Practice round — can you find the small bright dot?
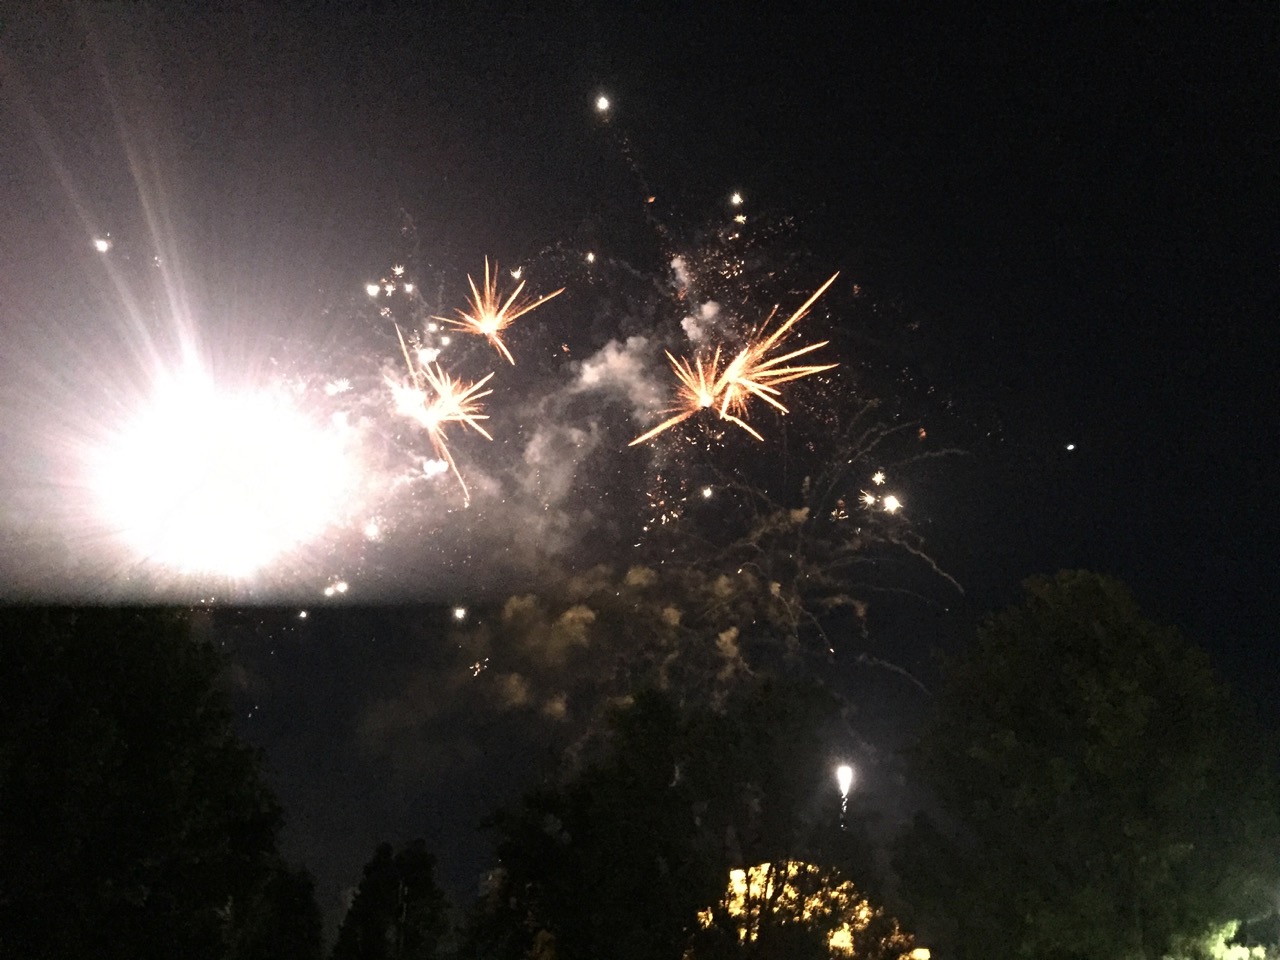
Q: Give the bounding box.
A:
[595,94,610,112]
[323,585,335,597]
[860,491,877,507]
[298,610,308,619]
[426,322,438,332]
[440,336,451,346]
[733,214,747,224]
[510,267,523,280]
[453,606,467,621]
[335,580,348,594]
[1066,443,1075,451]
[363,520,380,539]
[730,192,743,206]
[585,251,596,264]
[882,495,902,514]
[383,282,395,295]
[701,486,713,499]
[93,237,111,253]
[403,282,415,293]
[871,471,886,485]
[365,283,380,297]
[392,264,405,276]
[423,459,449,477]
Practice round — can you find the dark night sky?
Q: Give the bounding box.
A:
[2,0,1276,936]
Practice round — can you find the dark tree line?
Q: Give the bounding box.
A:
[5,572,1278,960]
[0,607,322,960]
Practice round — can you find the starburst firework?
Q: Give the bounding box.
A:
[436,258,564,364]
[390,325,494,505]
[630,273,840,445]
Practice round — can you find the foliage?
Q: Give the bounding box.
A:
[463,680,895,960]
[897,571,1280,960]
[331,840,450,960]
[0,606,321,960]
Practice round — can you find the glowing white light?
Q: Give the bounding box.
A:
[510,267,523,280]
[733,214,747,224]
[836,764,854,797]
[417,347,441,365]
[730,192,744,206]
[383,282,395,295]
[93,236,112,253]
[882,495,902,514]
[298,610,308,619]
[860,491,877,508]
[363,520,380,540]
[453,606,467,621]
[595,94,610,112]
[701,486,713,499]
[440,335,451,346]
[423,458,449,477]
[89,371,353,578]
[365,283,380,297]
[585,251,596,264]
[1066,443,1075,451]
[392,264,405,276]
[324,378,351,396]
[871,471,886,485]
[403,282,415,293]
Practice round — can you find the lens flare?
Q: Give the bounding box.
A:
[89,370,353,578]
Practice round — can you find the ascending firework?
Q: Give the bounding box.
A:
[630,273,840,445]
[390,325,494,505]
[436,258,564,364]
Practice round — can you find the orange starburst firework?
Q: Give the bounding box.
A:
[630,273,840,446]
[436,258,564,364]
[390,325,494,504]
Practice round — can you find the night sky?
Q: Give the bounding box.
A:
[2,1,1276,937]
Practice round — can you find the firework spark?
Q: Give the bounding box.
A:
[390,325,494,505]
[630,273,840,445]
[436,258,563,365]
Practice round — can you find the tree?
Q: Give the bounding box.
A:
[332,840,450,960]
[898,571,1280,960]
[0,607,322,960]
[464,680,897,960]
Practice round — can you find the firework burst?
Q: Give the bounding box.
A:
[436,258,564,364]
[630,273,840,445]
[390,325,494,505]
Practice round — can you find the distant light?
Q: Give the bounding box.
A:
[440,335,451,346]
[585,251,596,264]
[871,471,886,485]
[510,267,523,280]
[365,283,380,297]
[363,520,380,540]
[423,458,449,477]
[882,495,902,514]
[1066,443,1075,451]
[836,764,854,797]
[93,237,112,253]
[403,282,415,294]
[383,282,395,295]
[298,610,308,619]
[392,264,405,276]
[452,606,468,621]
[730,192,744,206]
[909,950,931,960]
[701,486,713,499]
[595,94,610,112]
[733,214,747,224]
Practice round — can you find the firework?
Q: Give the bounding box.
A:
[630,273,840,445]
[390,325,494,505]
[435,258,563,365]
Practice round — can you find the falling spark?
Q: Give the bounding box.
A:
[365,283,380,297]
[453,606,468,621]
[93,236,112,253]
[701,486,713,499]
[403,282,415,294]
[595,94,610,112]
[392,264,405,276]
[435,258,563,365]
[882,495,902,514]
[630,273,840,445]
[390,325,494,504]
[860,491,877,508]
[730,192,744,206]
[585,251,596,264]
[871,471,885,485]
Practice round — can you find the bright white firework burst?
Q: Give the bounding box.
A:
[88,369,355,579]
